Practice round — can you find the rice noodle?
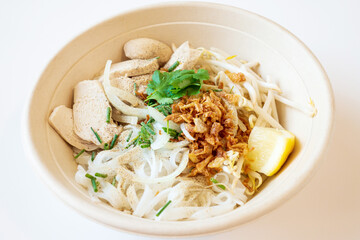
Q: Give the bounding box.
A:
[133,150,189,184]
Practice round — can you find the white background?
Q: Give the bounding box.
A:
[1,0,359,239]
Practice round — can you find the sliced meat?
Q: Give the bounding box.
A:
[111,74,152,95]
[124,38,172,66]
[114,146,142,164]
[73,80,121,147]
[164,41,202,70]
[110,76,134,94]
[110,58,159,78]
[49,105,98,151]
[131,74,152,94]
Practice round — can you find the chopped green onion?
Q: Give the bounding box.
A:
[109,134,119,149]
[156,200,172,217]
[147,117,155,124]
[230,86,234,94]
[210,177,226,190]
[112,177,117,186]
[155,56,160,59]
[85,173,96,180]
[167,61,179,72]
[125,135,139,149]
[95,173,108,178]
[154,104,172,116]
[166,120,169,134]
[126,131,133,142]
[141,144,151,148]
[106,107,111,123]
[213,89,223,92]
[90,127,102,144]
[74,149,85,159]
[141,122,155,135]
[162,127,181,139]
[91,151,96,161]
[91,178,98,192]
[134,83,137,95]
[104,143,109,150]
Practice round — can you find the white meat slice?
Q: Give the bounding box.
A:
[111,74,152,95]
[131,74,152,94]
[164,41,202,70]
[110,58,159,78]
[73,80,121,147]
[124,38,172,65]
[49,105,98,151]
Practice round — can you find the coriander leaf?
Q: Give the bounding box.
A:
[146,69,209,104]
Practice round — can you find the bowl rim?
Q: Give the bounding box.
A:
[22,1,334,237]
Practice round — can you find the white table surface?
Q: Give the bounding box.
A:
[1,0,359,239]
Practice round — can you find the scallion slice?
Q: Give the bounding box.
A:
[74,149,85,159]
[109,134,119,149]
[210,177,226,190]
[167,61,179,72]
[91,151,96,161]
[126,131,133,142]
[104,143,109,150]
[95,173,108,178]
[90,127,102,144]
[156,200,171,217]
[91,178,98,192]
[230,86,234,94]
[106,107,111,123]
[134,83,137,95]
[141,122,155,135]
[112,177,117,186]
[85,173,96,180]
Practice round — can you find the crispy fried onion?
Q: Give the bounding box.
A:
[165,91,251,177]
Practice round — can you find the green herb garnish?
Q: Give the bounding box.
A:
[109,134,119,149]
[154,104,172,116]
[230,86,234,94]
[74,149,85,159]
[210,177,226,190]
[162,127,182,139]
[106,107,111,123]
[126,131,133,142]
[91,178,98,192]
[85,173,96,180]
[95,173,108,178]
[156,200,172,217]
[141,122,155,135]
[134,82,137,95]
[91,151,96,161]
[213,89,223,92]
[112,177,117,186]
[167,61,179,72]
[104,143,109,150]
[125,135,139,149]
[90,127,102,144]
[146,69,209,104]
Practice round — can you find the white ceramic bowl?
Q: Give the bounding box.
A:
[22,2,334,237]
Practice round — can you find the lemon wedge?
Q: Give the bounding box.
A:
[246,126,295,176]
